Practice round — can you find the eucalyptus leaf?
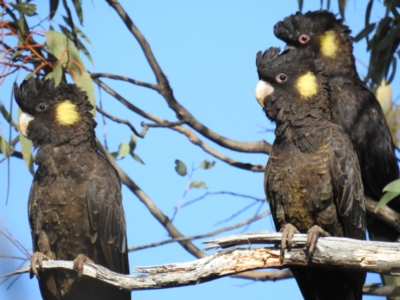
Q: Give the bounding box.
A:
[118,142,130,159]
[45,30,96,114]
[131,152,145,165]
[0,105,17,130]
[49,0,60,20]
[175,159,187,176]
[383,179,400,193]
[189,180,207,189]
[129,134,137,152]
[9,3,37,16]
[0,136,10,158]
[376,191,399,211]
[72,0,83,25]
[200,160,215,170]
[53,61,63,86]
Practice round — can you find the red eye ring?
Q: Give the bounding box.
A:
[298,34,310,44]
[276,73,287,83]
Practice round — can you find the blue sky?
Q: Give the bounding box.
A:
[0,1,397,299]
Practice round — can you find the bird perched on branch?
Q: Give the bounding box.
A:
[274,10,400,244]
[255,47,366,300]
[14,78,131,300]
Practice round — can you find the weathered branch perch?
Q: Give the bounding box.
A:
[1,232,400,292]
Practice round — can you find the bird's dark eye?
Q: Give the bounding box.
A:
[36,103,48,112]
[276,73,287,83]
[298,34,310,44]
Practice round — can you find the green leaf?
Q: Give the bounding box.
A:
[9,3,37,16]
[53,60,63,86]
[383,179,400,193]
[50,0,60,20]
[76,40,94,67]
[200,160,215,169]
[338,0,346,19]
[189,180,207,189]
[129,134,137,152]
[376,191,399,211]
[18,108,33,174]
[72,0,83,25]
[175,159,187,176]
[59,24,74,40]
[75,25,92,46]
[9,49,21,61]
[24,72,34,80]
[365,0,373,28]
[0,136,10,158]
[387,56,397,84]
[131,152,145,164]
[45,30,95,113]
[0,105,17,130]
[45,30,86,78]
[354,23,376,42]
[117,142,130,159]
[297,0,303,11]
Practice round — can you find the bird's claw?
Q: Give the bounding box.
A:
[73,254,93,278]
[30,252,49,279]
[279,223,299,263]
[305,225,330,257]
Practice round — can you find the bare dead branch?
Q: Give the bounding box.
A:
[96,106,145,137]
[94,79,264,171]
[365,196,400,232]
[2,232,400,296]
[105,0,271,155]
[128,210,270,252]
[90,73,158,90]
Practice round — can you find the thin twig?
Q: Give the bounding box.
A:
[128,210,270,252]
[182,191,265,208]
[96,106,144,137]
[90,72,158,91]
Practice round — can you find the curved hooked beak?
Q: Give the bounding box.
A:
[255,80,274,107]
[18,112,35,138]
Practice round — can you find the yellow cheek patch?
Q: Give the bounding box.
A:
[56,101,79,125]
[319,30,338,58]
[296,72,318,99]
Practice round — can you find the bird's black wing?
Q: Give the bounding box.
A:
[86,153,129,275]
[329,125,366,240]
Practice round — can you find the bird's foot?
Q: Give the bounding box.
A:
[73,254,93,278]
[30,252,49,279]
[305,225,330,257]
[279,223,299,263]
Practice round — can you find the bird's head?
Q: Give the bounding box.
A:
[255,47,330,125]
[274,11,344,60]
[14,78,95,147]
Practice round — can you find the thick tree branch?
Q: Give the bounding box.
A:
[2,233,400,296]
[105,0,271,155]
